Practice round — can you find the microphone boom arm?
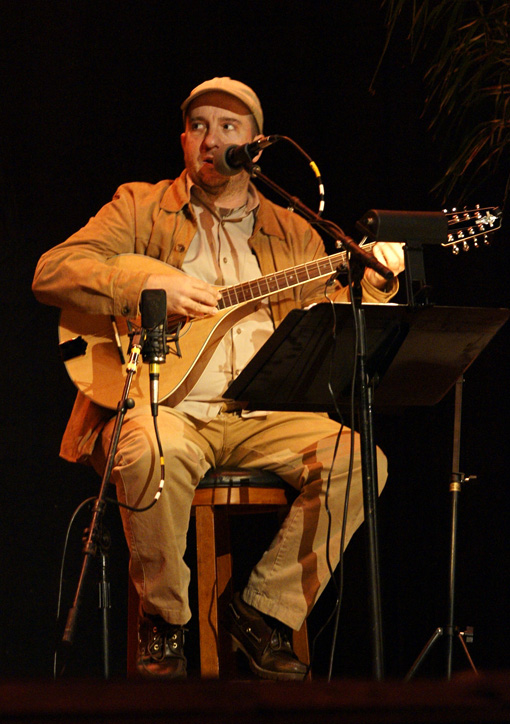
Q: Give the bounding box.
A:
[248,163,393,282]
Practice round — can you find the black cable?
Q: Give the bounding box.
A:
[326,261,361,682]
[275,135,325,216]
[53,496,97,678]
[105,412,166,513]
[307,259,362,679]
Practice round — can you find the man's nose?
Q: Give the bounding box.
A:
[202,128,219,149]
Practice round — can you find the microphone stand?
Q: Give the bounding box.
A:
[58,332,144,678]
[248,162,392,679]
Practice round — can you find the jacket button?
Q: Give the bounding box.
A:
[175,244,185,253]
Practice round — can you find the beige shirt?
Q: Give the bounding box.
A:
[173,182,275,420]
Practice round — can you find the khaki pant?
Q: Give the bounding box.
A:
[91,406,387,630]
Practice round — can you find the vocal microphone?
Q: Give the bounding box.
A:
[213,135,281,176]
[140,289,168,416]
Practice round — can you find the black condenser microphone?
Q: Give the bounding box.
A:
[140,289,167,416]
[213,135,281,176]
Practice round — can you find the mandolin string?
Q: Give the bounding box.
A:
[216,247,357,310]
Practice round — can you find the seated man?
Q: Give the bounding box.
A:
[33,77,404,680]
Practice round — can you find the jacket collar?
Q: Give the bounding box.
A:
[160,169,287,240]
[160,169,191,212]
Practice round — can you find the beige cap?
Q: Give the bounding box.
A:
[181,77,263,133]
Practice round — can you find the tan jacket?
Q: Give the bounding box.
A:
[33,170,397,463]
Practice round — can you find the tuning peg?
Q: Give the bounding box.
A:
[462,241,470,251]
[452,244,460,255]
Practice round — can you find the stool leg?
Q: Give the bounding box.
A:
[195,505,236,678]
[293,623,311,676]
[213,507,236,677]
[195,505,221,677]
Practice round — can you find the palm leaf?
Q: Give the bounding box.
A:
[377,0,510,205]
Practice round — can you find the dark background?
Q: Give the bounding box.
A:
[2,0,509,681]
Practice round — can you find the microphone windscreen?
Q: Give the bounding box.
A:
[213,146,242,177]
[141,289,167,329]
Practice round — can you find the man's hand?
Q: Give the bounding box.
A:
[144,272,222,317]
[364,242,406,290]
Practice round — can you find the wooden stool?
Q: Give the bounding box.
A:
[127,468,310,678]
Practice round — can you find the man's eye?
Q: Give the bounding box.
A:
[222,123,235,131]
[191,122,205,131]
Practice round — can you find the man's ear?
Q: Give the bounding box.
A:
[180,132,186,151]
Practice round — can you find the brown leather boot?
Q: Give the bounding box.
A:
[137,612,187,679]
[225,592,308,681]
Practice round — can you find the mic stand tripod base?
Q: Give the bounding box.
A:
[405,627,444,681]
[405,626,477,682]
[405,469,478,681]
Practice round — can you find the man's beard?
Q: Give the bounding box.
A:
[194,163,247,199]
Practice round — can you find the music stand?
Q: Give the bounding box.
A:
[226,304,509,412]
[225,302,509,675]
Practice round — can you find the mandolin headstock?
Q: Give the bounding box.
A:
[443,205,502,254]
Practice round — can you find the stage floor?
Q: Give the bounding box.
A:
[1,672,510,723]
